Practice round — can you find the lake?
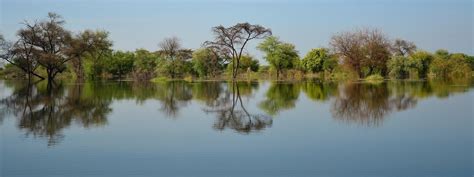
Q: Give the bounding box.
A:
[0,79,473,177]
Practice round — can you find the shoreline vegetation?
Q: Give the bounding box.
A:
[0,12,473,84]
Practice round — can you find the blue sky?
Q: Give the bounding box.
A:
[1,0,472,62]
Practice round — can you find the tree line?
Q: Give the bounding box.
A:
[1,12,473,83]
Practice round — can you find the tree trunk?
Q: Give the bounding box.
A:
[72,58,84,80]
[276,69,280,80]
[46,69,54,84]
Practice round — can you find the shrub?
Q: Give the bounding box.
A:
[365,74,384,81]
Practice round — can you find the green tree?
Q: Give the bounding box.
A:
[257,36,299,79]
[104,51,135,79]
[322,57,338,72]
[133,49,159,80]
[387,56,410,79]
[467,55,474,70]
[429,50,471,78]
[157,37,193,78]
[67,30,112,80]
[409,51,433,78]
[388,51,433,79]
[435,49,449,59]
[192,48,223,78]
[301,48,333,73]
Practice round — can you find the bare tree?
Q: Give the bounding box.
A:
[0,34,9,61]
[330,30,365,77]
[391,39,417,56]
[159,36,181,59]
[204,23,272,80]
[330,28,391,77]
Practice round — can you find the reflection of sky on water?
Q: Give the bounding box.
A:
[0,80,472,177]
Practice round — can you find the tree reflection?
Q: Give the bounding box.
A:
[301,80,338,101]
[1,78,472,145]
[156,81,192,118]
[329,79,473,127]
[203,82,272,134]
[259,82,300,115]
[0,81,111,146]
[331,83,393,127]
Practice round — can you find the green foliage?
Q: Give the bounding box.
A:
[151,76,169,82]
[226,55,259,73]
[365,74,384,82]
[435,49,449,59]
[467,55,474,70]
[387,56,410,79]
[322,57,338,72]
[301,48,333,73]
[257,36,299,78]
[104,51,135,79]
[192,48,223,78]
[429,51,471,78]
[156,49,193,79]
[409,51,433,78]
[387,51,433,79]
[157,59,188,79]
[133,49,160,80]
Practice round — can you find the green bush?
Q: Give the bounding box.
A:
[365,74,384,81]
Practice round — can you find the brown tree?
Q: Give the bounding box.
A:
[204,23,272,80]
[19,13,72,83]
[330,28,391,77]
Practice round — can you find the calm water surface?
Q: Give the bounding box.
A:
[0,80,473,177]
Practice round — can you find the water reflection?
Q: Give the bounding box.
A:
[0,81,111,146]
[331,80,472,127]
[0,79,472,145]
[203,82,273,134]
[331,82,402,127]
[259,82,300,115]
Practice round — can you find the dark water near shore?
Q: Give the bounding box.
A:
[0,79,473,177]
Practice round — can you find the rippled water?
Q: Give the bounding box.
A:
[0,79,473,177]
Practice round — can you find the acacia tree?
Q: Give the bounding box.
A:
[19,13,72,83]
[204,23,271,80]
[66,30,112,80]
